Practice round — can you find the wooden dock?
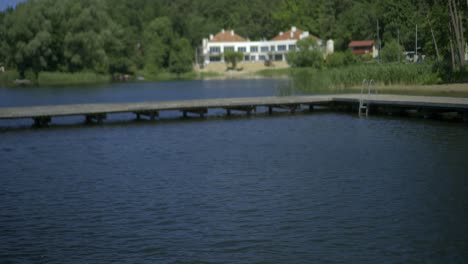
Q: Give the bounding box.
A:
[1,94,467,126]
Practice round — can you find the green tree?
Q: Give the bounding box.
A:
[381,39,403,63]
[334,1,377,50]
[287,38,323,68]
[169,38,193,74]
[272,0,321,36]
[378,0,415,50]
[0,11,10,67]
[63,1,123,73]
[2,1,55,78]
[0,0,463,80]
[224,50,243,70]
[143,17,173,73]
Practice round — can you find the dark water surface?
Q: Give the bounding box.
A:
[1,80,467,263]
[0,79,292,107]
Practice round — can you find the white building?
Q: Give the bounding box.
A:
[465,42,468,62]
[201,26,330,65]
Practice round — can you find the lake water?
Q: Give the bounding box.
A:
[1,80,467,263]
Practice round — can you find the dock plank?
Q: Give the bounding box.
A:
[0,94,467,122]
[0,96,332,119]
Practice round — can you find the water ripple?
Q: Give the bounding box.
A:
[1,113,467,263]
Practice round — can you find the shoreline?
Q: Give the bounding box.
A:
[2,69,467,97]
[344,84,468,97]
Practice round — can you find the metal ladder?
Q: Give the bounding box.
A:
[359,79,377,116]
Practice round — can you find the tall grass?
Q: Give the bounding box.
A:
[135,69,198,82]
[256,67,291,77]
[289,63,440,92]
[37,72,111,86]
[0,71,20,86]
[197,71,223,79]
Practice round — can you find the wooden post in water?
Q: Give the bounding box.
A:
[135,111,159,120]
[461,112,468,123]
[289,104,298,113]
[33,116,51,127]
[182,108,207,118]
[85,113,107,124]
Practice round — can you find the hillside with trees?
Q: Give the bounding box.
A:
[0,0,466,82]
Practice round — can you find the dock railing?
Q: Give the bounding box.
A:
[359,79,378,116]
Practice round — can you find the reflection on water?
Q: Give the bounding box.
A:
[0,79,291,107]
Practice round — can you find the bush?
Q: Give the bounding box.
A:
[326,51,360,68]
[287,38,324,69]
[380,39,404,63]
[326,52,345,67]
[344,50,361,65]
[432,59,452,82]
[224,51,243,70]
[0,70,19,86]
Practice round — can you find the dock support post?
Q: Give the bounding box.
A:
[309,105,314,112]
[181,108,207,118]
[224,106,254,116]
[268,106,273,115]
[420,110,436,119]
[461,112,468,123]
[85,113,107,124]
[33,116,51,127]
[289,105,298,114]
[134,111,159,120]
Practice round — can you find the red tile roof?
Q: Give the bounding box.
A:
[271,28,320,41]
[272,29,304,41]
[348,40,374,47]
[209,30,247,42]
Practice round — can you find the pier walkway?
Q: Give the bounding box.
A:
[1,94,467,126]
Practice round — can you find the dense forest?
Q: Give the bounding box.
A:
[0,0,466,79]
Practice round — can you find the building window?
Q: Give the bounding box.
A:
[238,47,247,53]
[224,46,235,52]
[278,45,286,51]
[250,46,258,53]
[250,55,256,61]
[244,55,250,61]
[210,56,221,62]
[274,54,283,61]
[270,45,276,52]
[210,47,221,54]
[261,46,269,52]
[288,44,296,51]
[259,55,266,61]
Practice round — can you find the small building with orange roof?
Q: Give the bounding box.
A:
[348,40,378,58]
